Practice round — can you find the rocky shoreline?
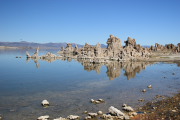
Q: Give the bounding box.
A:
[133,92,180,120]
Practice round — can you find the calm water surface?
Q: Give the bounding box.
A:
[0,50,180,120]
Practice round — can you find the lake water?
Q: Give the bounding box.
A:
[0,50,180,120]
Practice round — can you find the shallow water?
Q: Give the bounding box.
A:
[0,50,180,120]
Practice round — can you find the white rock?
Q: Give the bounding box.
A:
[88,113,98,117]
[90,99,95,103]
[102,114,112,119]
[54,117,67,120]
[97,111,103,115]
[67,115,80,120]
[123,106,134,112]
[142,89,146,92]
[172,110,177,112]
[84,116,91,120]
[41,100,49,106]
[148,85,152,88]
[95,100,100,104]
[122,104,127,107]
[98,99,104,102]
[83,111,88,114]
[37,115,49,120]
[108,106,125,116]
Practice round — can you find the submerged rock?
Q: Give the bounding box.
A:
[142,89,147,92]
[37,115,49,120]
[147,85,152,88]
[41,100,50,106]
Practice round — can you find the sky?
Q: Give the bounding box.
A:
[0,0,180,46]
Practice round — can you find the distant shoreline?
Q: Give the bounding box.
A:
[0,46,20,49]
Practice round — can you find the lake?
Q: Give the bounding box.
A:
[0,50,180,120]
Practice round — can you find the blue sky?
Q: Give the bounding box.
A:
[0,0,180,45]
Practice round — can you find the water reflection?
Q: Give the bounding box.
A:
[27,57,154,80]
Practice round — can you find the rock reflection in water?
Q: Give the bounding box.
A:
[27,57,153,80]
[78,60,153,80]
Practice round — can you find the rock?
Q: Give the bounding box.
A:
[88,113,98,117]
[67,115,80,120]
[142,89,146,92]
[54,117,67,120]
[84,116,91,120]
[172,110,177,112]
[95,100,100,104]
[128,112,137,117]
[41,100,49,106]
[83,111,88,114]
[108,106,125,116]
[123,105,134,112]
[147,85,152,88]
[97,111,103,115]
[90,99,104,104]
[124,115,130,120]
[98,99,104,102]
[122,104,127,107]
[102,114,112,119]
[90,99,95,103]
[138,99,145,102]
[37,115,49,120]
[0,116,2,120]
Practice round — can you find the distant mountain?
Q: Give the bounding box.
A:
[0,41,150,49]
[0,41,83,49]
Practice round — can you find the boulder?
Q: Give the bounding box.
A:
[108,106,125,116]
